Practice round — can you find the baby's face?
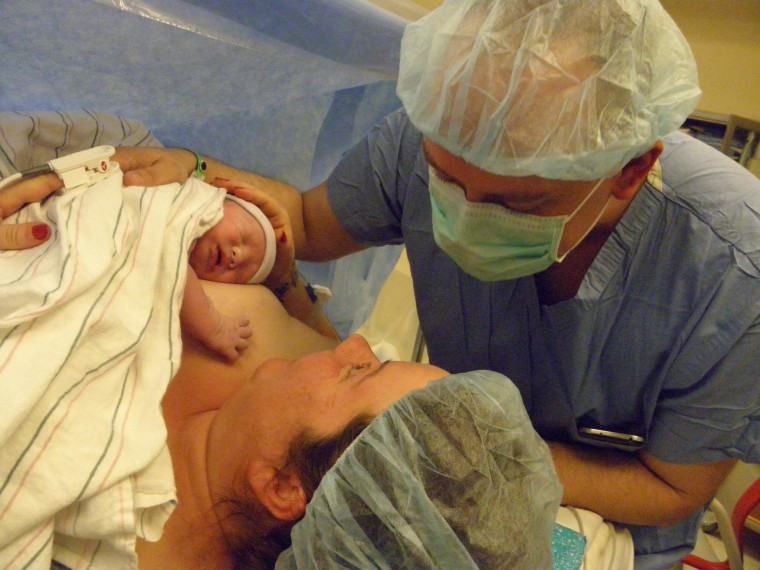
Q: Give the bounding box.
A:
[189,201,267,283]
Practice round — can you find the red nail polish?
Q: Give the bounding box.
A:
[32,224,50,240]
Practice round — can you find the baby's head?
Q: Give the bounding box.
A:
[189,195,276,285]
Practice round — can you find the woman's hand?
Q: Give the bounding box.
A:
[0,173,61,250]
[210,177,296,291]
[0,146,196,250]
[113,147,197,187]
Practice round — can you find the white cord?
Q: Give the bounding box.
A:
[566,506,588,570]
[0,172,22,192]
[0,163,55,193]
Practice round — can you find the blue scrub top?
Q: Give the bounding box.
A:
[327,109,760,569]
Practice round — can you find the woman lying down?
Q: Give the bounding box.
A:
[0,162,632,570]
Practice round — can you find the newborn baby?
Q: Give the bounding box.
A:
[0,148,279,361]
[183,192,277,359]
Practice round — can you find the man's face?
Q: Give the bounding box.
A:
[423,138,612,257]
[190,200,267,284]
[227,335,448,464]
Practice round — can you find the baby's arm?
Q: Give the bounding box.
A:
[181,266,253,359]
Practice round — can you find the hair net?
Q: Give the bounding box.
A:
[397,0,701,180]
[276,370,562,569]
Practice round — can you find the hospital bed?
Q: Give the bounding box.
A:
[0,115,631,570]
[0,2,632,568]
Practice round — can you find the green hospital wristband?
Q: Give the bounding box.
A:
[182,148,207,180]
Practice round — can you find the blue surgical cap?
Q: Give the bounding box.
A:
[276,371,562,569]
[397,0,702,180]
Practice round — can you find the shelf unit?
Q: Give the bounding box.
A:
[721,115,760,168]
[681,111,760,170]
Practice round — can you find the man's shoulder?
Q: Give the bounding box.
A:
[658,131,760,269]
[375,107,424,149]
[660,131,760,197]
[382,106,414,131]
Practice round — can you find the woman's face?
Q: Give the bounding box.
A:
[229,335,448,463]
[189,201,266,284]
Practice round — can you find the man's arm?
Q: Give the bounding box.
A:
[113,147,364,262]
[548,441,736,526]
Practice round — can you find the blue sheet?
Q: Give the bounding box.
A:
[0,0,408,336]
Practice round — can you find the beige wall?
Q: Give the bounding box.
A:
[661,0,760,120]
[405,0,441,9]
[380,0,760,121]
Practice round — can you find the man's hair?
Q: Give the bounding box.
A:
[217,412,376,570]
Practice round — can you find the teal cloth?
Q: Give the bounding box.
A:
[552,524,587,570]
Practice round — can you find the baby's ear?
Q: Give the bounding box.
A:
[611,140,664,199]
[247,461,307,521]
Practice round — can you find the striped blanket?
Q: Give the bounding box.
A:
[0,112,224,569]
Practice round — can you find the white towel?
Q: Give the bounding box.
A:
[556,506,634,570]
[0,171,224,569]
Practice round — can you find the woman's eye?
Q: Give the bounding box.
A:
[338,362,374,383]
[340,363,370,381]
[350,363,371,375]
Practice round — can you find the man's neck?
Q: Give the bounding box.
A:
[534,188,638,305]
[534,233,607,305]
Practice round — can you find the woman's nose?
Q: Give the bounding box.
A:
[335,334,379,364]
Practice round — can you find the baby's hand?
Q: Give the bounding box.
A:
[206,313,253,360]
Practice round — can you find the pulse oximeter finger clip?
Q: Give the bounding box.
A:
[0,145,119,193]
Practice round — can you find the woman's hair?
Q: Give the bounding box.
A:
[218,412,376,570]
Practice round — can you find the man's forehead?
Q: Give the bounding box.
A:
[422,137,587,197]
[422,137,487,181]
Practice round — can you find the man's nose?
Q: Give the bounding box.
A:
[462,184,490,204]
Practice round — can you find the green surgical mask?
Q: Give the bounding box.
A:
[428,166,607,281]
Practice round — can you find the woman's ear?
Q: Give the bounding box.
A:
[247,461,307,521]
[611,141,664,200]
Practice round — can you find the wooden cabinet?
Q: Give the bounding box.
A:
[721,115,760,168]
[681,112,760,177]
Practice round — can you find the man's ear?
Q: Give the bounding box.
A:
[247,461,307,522]
[611,141,664,200]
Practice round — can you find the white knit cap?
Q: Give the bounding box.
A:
[224,194,276,284]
